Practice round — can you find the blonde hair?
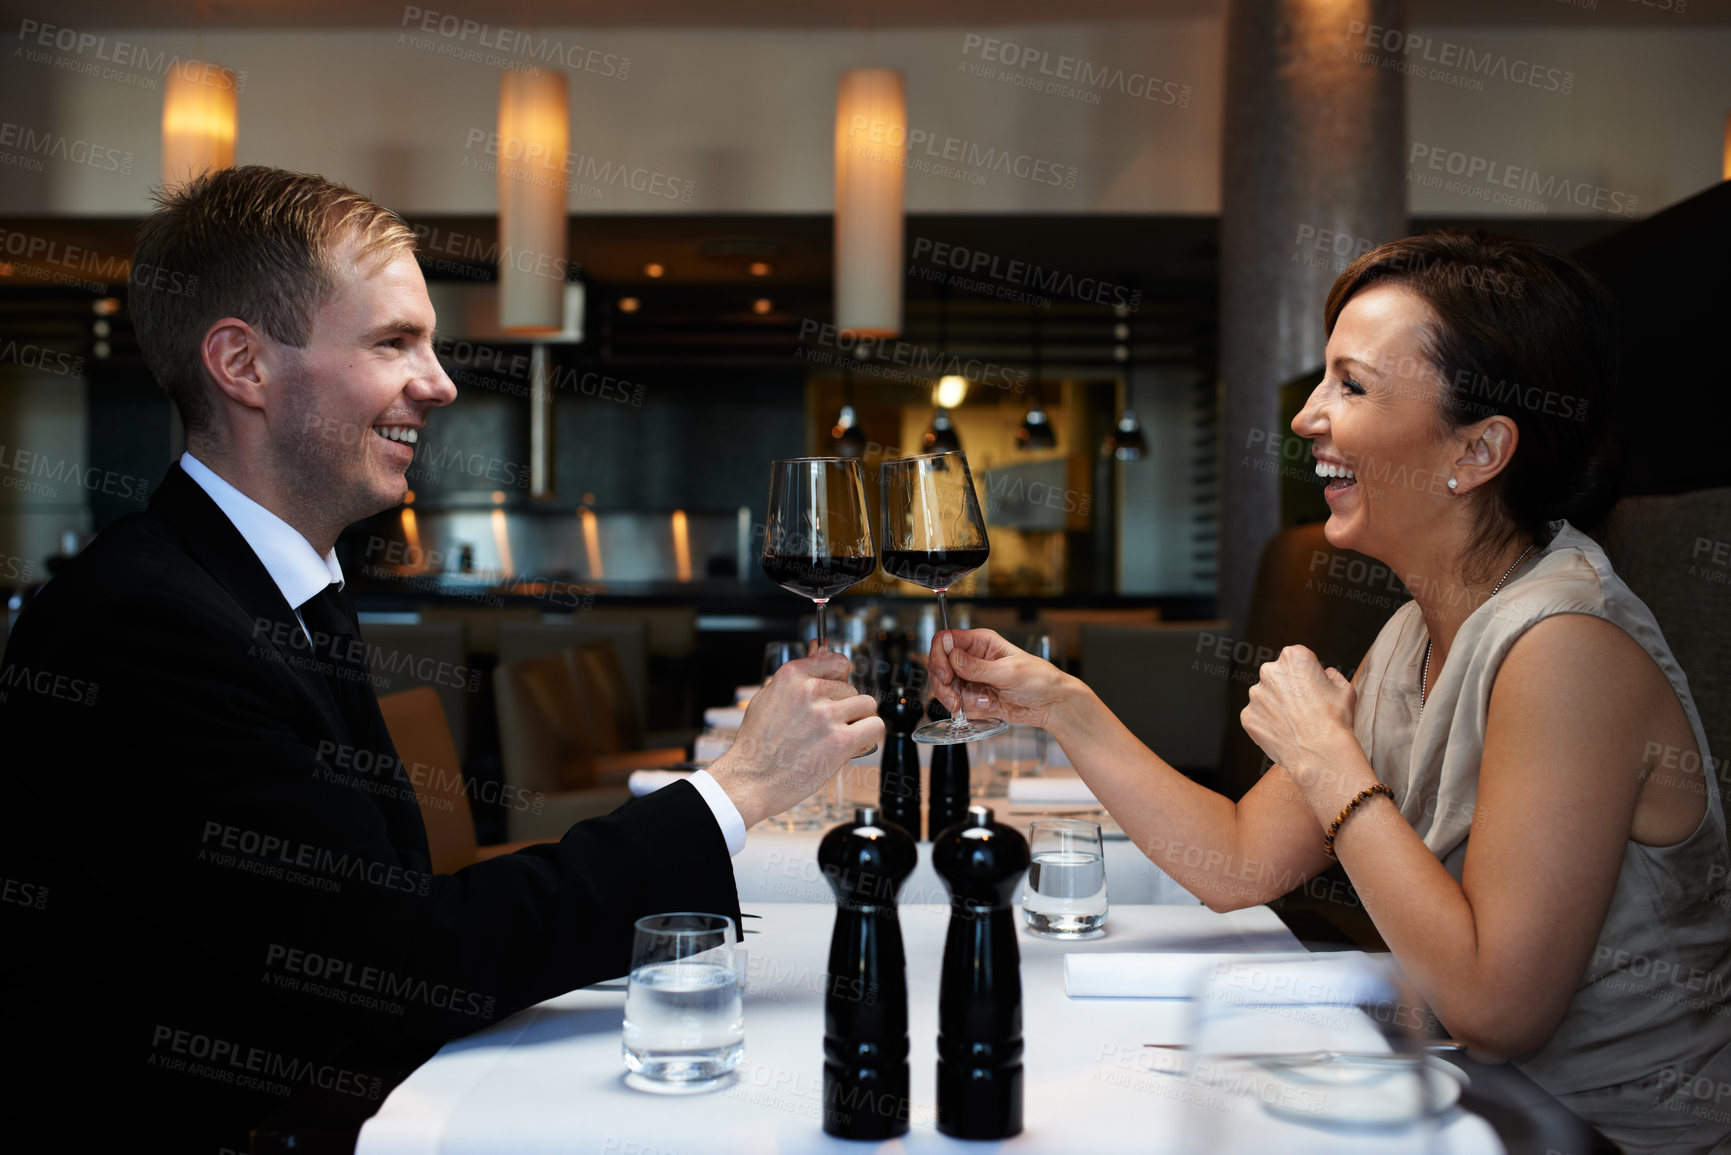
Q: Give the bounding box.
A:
[131,165,418,437]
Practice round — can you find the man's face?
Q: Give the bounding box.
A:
[270,237,455,532]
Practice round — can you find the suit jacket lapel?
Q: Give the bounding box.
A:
[145,463,431,866]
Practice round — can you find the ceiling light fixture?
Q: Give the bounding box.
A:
[497,68,569,334]
[834,68,906,337]
[162,61,238,190]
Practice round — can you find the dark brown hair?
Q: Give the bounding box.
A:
[1324,229,1623,573]
[130,165,417,438]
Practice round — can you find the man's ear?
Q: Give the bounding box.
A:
[201,318,273,414]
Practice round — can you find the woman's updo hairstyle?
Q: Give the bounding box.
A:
[1324,230,1624,573]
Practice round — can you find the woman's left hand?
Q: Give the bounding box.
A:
[1240,646,1366,816]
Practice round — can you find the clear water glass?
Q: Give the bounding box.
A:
[1023,818,1108,938]
[622,913,743,1089]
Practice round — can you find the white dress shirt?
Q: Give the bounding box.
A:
[177,452,747,856]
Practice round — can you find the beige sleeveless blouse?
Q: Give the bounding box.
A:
[1352,522,1731,1154]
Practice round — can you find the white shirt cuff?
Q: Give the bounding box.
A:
[687,769,747,858]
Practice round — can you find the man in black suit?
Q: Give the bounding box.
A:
[0,166,883,1152]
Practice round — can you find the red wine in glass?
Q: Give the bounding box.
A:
[879,549,989,591]
[878,452,1007,745]
[761,554,877,602]
[762,456,878,763]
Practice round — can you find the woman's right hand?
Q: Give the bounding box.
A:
[927,628,1075,730]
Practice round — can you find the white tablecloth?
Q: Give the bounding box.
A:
[357,905,1503,1155]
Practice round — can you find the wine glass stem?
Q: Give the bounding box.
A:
[937,590,966,730]
[813,598,828,651]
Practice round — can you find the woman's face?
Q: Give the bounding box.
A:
[1292,283,1462,563]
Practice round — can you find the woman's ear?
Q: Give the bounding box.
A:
[1453,415,1519,491]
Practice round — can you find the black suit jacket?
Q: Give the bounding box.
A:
[0,463,741,1152]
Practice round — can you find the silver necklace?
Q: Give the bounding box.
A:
[1419,543,1537,716]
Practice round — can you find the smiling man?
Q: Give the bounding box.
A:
[0,166,881,1152]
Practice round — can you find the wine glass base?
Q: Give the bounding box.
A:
[912,716,1009,745]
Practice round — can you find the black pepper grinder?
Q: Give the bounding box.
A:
[818,806,917,1140]
[877,683,924,839]
[927,698,971,838]
[932,805,1030,1140]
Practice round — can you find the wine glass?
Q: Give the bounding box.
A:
[762,457,879,774]
[762,457,875,651]
[878,451,1008,744]
[1180,954,1451,1151]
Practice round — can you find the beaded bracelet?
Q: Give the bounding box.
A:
[1322,783,1395,859]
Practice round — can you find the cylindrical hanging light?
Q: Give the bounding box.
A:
[834,69,906,338]
[161,62,237,190]
[498,68,569,334]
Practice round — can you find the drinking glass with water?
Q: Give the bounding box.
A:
[1022,818,1108,938]
[622,912,743,1089]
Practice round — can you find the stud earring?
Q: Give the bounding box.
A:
[1447,477,1459,491]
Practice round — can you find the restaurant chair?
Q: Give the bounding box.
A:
[1079,620,1232,789]
[1215,523,1406,949]
[419,605,540,657]
[497,619,652,731]
[1036,606,1162,667]
[493,641,684,841]
[1599,486,1731,827]
[583,606,703,747]
[356,620,472,758]
[376,687,546,874]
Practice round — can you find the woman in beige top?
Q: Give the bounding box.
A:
[929,231,1730,1153]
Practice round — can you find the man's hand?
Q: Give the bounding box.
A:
[704,650,884,829]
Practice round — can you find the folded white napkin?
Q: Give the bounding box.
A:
[1065,951,1372,999]
[1065,953,1248,998]
[628,769,693,797]
[703,706,747,731]
[1008,775,1098,806]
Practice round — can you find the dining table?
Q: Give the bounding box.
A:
[355,900,1505,1154]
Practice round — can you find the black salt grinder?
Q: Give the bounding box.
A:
[818,806,917,1140]
[932,805,1030,1140]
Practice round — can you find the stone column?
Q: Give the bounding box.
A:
[1219,0,1407,631]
